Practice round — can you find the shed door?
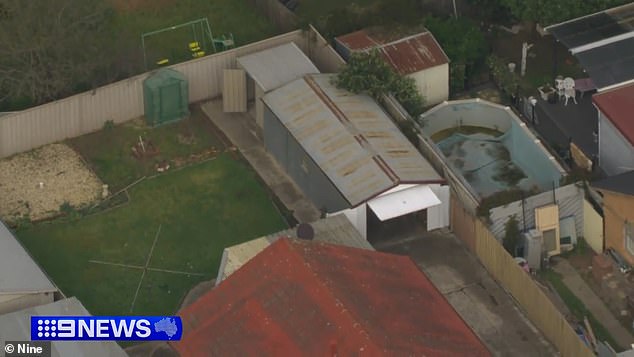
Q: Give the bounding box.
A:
[160,83,181,120]
[223,69,247,113]
[535,204,560,256]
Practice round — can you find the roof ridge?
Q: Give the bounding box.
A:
[303,75,400,184]
[286,239,385,353]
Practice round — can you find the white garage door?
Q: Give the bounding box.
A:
[367,185,441,221]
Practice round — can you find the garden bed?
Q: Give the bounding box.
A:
[0,143,102,223]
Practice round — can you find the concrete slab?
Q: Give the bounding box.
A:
[378,230,557,357]
[201,100,321,224]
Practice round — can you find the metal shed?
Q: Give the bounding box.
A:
[262,74,447,239]
[236,42,319,128]
[143,68,190,126]
[0,220,57,315]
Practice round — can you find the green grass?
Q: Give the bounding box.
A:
[295,0,379,20]
[112,0,278,68]
[541,270,623,351]
[68,107,224,191]
[16,155,287,316]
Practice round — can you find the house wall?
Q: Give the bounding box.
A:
[599,111,634,176]
[602,191,634,266]
[583,199,604,254]
[263,106,349,213]
[408,64,449,106]
[0,292,54,315]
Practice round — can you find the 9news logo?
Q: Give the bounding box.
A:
[30,316,182,341]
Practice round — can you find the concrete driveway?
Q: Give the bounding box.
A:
[376,230,558,356]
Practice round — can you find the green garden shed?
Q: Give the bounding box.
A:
[143,68,190,126]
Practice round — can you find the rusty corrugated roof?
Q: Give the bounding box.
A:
[173,238,491,357]
[336,29,449,74]
[262,74,442,207]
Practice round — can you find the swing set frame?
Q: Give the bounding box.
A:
[141,18,215,70]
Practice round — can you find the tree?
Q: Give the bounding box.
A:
[503,215,522,256]
[497,0,631,26]
[423,16,488,91]
[334,50,425,117]
[0,0,120,107]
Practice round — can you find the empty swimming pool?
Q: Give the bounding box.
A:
[420,99,565,199]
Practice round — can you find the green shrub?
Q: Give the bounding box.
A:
[503,215,521,256]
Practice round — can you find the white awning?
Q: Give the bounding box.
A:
[367,185,441,221]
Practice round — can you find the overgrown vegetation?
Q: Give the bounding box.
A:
[334,50,425,117]
[477,187,538,218]
[503,215,521,255]
[541,270,623,351]
[493,162,527,186]
[423,16,488,93]
[0,0,276,111]
[487,54,521,96]
[430,125,504,142]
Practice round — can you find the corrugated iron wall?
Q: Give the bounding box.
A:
[488,183,584,241]
[0,30,311,159]
[263,105,348,213]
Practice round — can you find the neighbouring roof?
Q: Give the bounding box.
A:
[217,214,372,282]
[0,220,56,294]
[592,170,634,196]
[262,74,442,207]
[0,297,127,357]
[237,42,320,92]
[593,82,634,146]
[173,238,491,356]
[546,3,634,88]
[335,29,449,75]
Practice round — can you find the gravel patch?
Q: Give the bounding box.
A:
[0,143,103,222]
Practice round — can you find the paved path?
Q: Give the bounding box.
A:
[380,230,557,356]
[552,258,634,348]
[201,100,321,224]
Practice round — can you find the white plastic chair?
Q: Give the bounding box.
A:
[564,87,577,106]
[563,78,576,105]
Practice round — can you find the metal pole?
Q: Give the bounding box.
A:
[141,35,147,70]
[452,0,458,18]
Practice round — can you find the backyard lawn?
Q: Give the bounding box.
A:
[16,154,287,316]
[110,0,278,68]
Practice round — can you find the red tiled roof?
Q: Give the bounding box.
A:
[593,83,634,146]
[336,29,449,74]
[172,238,490,356]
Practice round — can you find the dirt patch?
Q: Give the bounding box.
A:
[0,143,103,222]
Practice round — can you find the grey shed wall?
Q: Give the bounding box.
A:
[599,111,634,176]
[263,106,349,212]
